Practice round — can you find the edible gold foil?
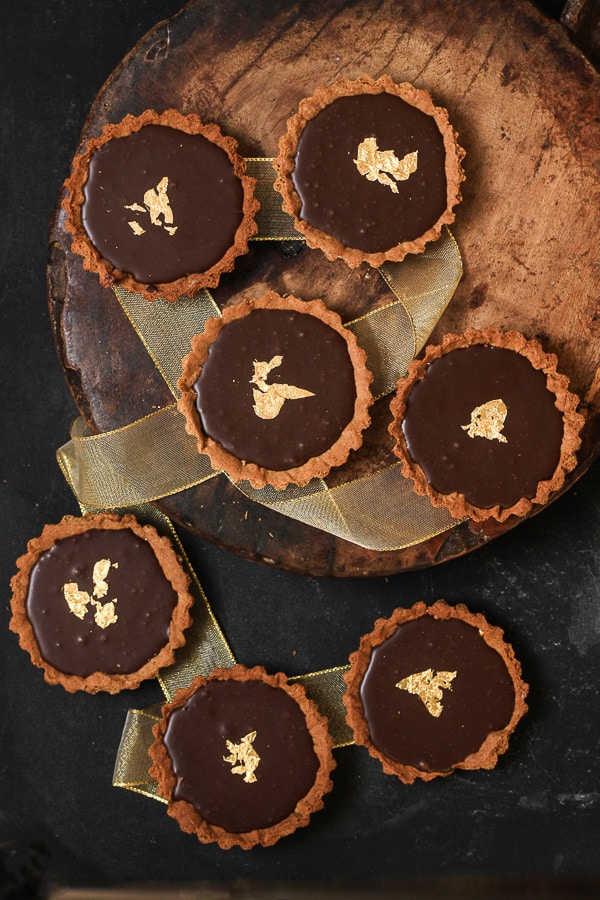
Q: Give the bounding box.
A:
[354,138,418,192]
[462,398,508,443]
[223,731,261,783]
[396,668,457,717]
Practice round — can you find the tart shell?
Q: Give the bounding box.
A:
[177,291,374,490]
[62,108,259,301]
[343,600,529,784]
[388,328,584,522]
[9,512,194,693]
[148,664,336,850]
[273,74,465,268]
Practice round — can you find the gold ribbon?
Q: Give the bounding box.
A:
[56,159,462,551]
[246,158,303,241]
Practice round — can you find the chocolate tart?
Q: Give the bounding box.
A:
[62,109,259,301]
[274,75,465,268]
[178,291,373,490]
[343,600,528,783]
[389,328,584,523]
[9,513,193,693]
[148,665,335,849]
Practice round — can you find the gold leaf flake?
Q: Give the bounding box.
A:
[143,176,174,227]
[354,137,418,193]
[127,221,146,236]
[123,176,177,236]
[223,730,260,783]
[461,399,508,443]
[63,582,90,619]
[92,600,118,629]
[62,558,118,628]
[92,558,112,598]
[251,355,283,384]
[250,356,315,420]
[396,668,457,717]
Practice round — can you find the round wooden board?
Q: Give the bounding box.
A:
[48,0,600,577]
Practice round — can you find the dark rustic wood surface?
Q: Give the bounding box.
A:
[48,0,600,576]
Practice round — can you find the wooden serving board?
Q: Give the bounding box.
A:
[48,0,600,577]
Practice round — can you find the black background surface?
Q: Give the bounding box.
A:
[1,1,599,896]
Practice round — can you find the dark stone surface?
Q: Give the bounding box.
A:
[1,0,599,896]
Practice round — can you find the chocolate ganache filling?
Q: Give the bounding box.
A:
[194,308,357,471]
[82,125,244,284]
[164,679,320,833]
[292,93,448,253]
[360,616,516,773]
[26,528,178,677]
[402,345,565,509]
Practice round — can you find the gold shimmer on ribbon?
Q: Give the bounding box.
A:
[112,286,220,396]
[292,667,354,747]
[237,462,457,550]
[346,298,416,401]
[245,158,302,240]
[57,409,216,508]
[113,705,165,800]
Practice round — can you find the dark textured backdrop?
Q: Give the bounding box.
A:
[1,1,599,896]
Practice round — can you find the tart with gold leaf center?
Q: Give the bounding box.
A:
[63,108,259,301]
[343,600,529,783]
[149,665,335,850]
[274,75,465,268]
[388,328,584,522]
[9,513,193,693]
[178,291,373,490]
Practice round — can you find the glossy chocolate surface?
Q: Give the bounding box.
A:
[194,308,357,470]
[26,528,177,676]
[402,345,564,509]
[164,679,319,833]
[82,125,244,284]
[360,616,516,773]
[292,92,448,253]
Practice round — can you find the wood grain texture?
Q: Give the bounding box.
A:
[48,0,600,576]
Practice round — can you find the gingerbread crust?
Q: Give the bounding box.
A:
[343,600,529,784]
[148,664,336,850]
[177,291,374,490]
[388,328,585,523]
[9,512,194,694]
[62,108,259,301]
[273,75,465,268]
